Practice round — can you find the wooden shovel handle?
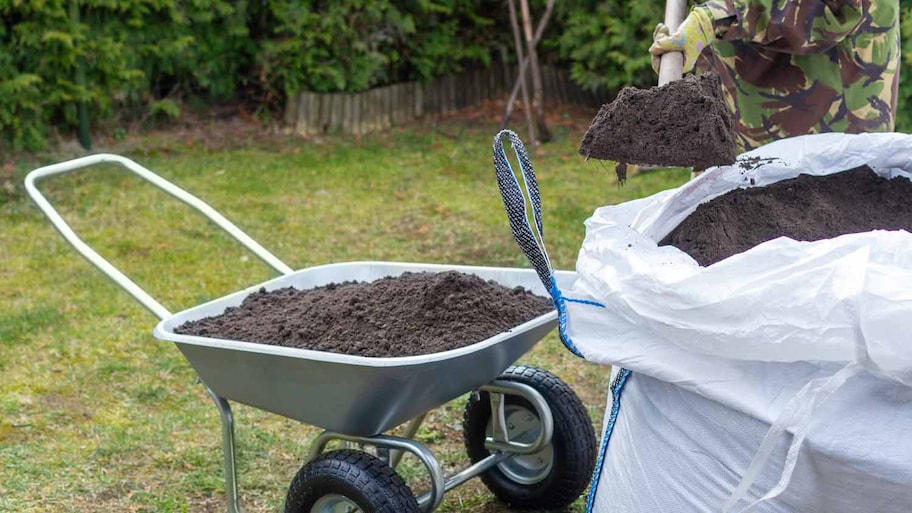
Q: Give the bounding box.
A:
[658,0,687,86]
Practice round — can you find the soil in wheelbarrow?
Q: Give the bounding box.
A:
[173,271,553,357]
[660,165,912,266]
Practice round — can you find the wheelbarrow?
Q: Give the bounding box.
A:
[24,154,597,513]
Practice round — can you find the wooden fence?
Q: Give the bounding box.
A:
[284,64,608,136]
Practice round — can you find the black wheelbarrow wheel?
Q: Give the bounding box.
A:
[463,365,597,510]
[284,449,419,513]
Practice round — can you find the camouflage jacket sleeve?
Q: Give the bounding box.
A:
[698,0,865,54]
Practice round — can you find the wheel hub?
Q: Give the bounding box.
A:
[488,404,554,485]
[311,494,362,513]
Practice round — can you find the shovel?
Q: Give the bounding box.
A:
[578,0,737,179]
[656,0,687,88]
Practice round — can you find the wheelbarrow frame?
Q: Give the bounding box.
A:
[24,154,579,513]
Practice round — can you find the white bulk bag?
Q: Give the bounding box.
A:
[591,365,912,513]
[492,131,912,513]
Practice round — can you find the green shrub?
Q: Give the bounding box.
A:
[0,0,507,151]
[398,1,502,84]
[552,1,663,92]
[252,0,506,101]
[0,0,251,151]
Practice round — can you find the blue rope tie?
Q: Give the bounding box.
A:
[586,368,632,512]
[549,281,584,358]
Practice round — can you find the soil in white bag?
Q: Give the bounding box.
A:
[659,164,912,266]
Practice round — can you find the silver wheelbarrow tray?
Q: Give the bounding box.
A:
[156,261,572,436]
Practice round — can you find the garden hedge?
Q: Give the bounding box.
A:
[1,1,909,151]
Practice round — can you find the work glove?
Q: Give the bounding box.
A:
[649,6,715,74]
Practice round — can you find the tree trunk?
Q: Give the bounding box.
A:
[519,0,552,143]
[507,0,536,149]
[499,0,555,132]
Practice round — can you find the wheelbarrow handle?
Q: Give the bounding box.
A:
[24,153,294,321]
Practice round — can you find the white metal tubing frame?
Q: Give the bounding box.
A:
[25,153,296,513]
[24,153,294,319]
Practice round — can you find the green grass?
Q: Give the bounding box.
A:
[0,105,687,512]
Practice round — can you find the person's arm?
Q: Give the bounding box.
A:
[650,0,866,73]
[701,0,865,54]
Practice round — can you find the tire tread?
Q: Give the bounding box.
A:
[284,449,418,513]
[463,365,597,510]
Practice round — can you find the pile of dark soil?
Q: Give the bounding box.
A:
[174,271,553,357]
[578,73,737,172]
[660,166,912,266]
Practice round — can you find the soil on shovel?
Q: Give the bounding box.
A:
[174,271,553,357]
[578,73,738,172]
[660,165,912,266]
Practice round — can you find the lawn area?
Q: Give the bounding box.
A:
[0,102,688,512]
